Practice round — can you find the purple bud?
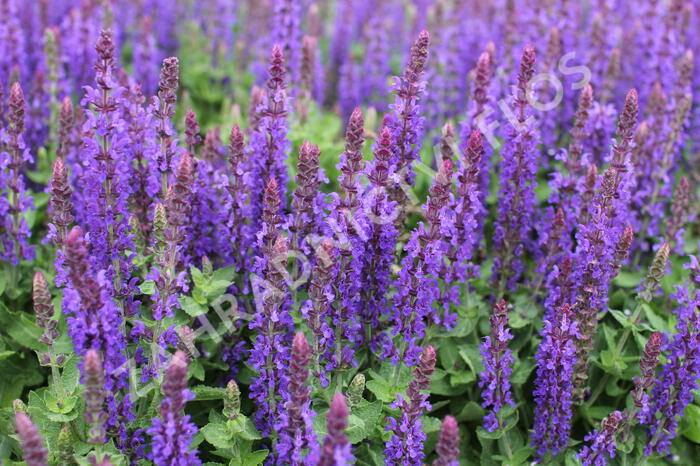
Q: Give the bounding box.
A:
[14,412,48,466]
[84,349,108,444]
[33,271,58,345]
[319,394,353,465]
[433,415,459,466]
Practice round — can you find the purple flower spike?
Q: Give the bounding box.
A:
[532,304,578,457]
[48,156,73,246]
[84,349,108,444]
[479,300,515,432]
[433,415,460,466]
[1,81,35,264]
[577,411,623,466]
[147,350,200,466]
[319,393,353,466]
[14,412,48,466]
[386,30,430,206]
[33,271,58,347]
[278,332,319,464]
[492,46,540,297]
[385,346,436,465]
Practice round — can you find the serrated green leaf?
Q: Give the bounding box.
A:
[228,415,261,440]
[138,280,156,295]
[681,404,700,443]
[347,400,382,443]
[191,266,207,289]
[201,423,233,449]
[180,295,207,317]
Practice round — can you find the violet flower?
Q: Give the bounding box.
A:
[247,45,290,231]
[387,158,453,366]
[492,46,540,297]
[319,393,353,466]
[386,30,430,205]
[360,124,398,349]
[62,226,131,440]
[290,141,324,256]
[32,271,58,348]
[14,412,48,466]
[439,130,484,327]
[147,350,200,466]
[84,349,108,444]
[433,415,460,466]
[665,176,690,252]
[150,56,180,197]
[532,303,578,457]
[272,0,302,84]
[639,280,700,456]
[277,332,319,465]
[249,233,294,436]
[224,124,253,273]
[1,81,34,264]
[479,300,515,432]
[303,238,336,385]
[576,411,623,466]
[385,346,436,465]
[80,29,134,297]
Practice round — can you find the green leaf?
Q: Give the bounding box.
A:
[201,423,233,449]
[681,404,700,443]
[191,266,207,289]
[614,272,642,288]
[228,415,261,440]
[138,280,156,295]
[456,401,484,422]
[44,391,78,414]
[180,296,207,317]
[346,400,383,444]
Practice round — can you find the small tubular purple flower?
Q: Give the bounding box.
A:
[247,45,290,228]
[184,109,201,154]
[272,0,302,83]
[224,124,253,271]
[80,29,134,299]
[319,393,353,466]
[439,130,484,326]
[387,159,453,366]
[303,239,336,382]
[577,411,623,466]
[665,177,690,251]
[639,281,700,456]
[48,156,73,245]
[492,46,540,297]
[62,226,130,437]
[631,332,663,410]
[151,56,180,194]
[360,125,399,347]
[32,271,58,346]
[433,415,459,466]
[14,412,48,466]
[532,304,578,457]
[1,81,35,264]
[147,351,200,465]
[479,300,515,432]
[278,332,319,464]
[84,349,108,444]
[249,233,294,436]
[290,141,323,253]
[385,346,436,465]
[386,30,430,202]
